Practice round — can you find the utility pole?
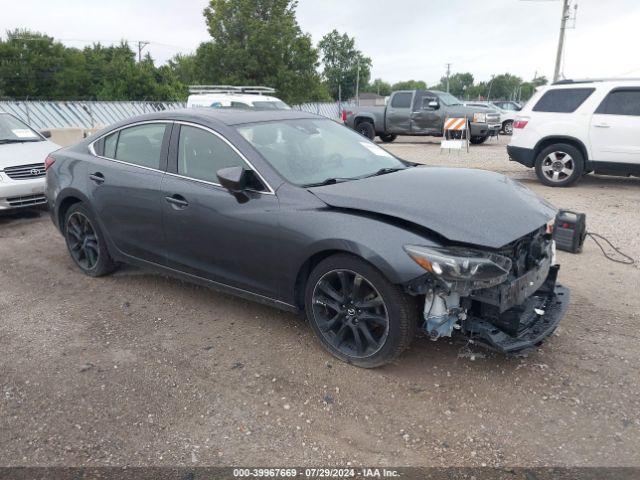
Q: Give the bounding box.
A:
[137,40,150,63]
[553,0,570,82]
[445,63,452,93]
[355,60,360,107]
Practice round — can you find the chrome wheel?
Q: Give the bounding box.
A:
[311,269,389,358]
[66,212,100,270]
[541,151,574,183]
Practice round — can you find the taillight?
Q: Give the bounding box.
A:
[513,120,529,129]
[44,155,56,171]
[341,110,351,122]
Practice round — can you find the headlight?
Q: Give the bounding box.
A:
[404,245,512,288]
[472,112,486,123]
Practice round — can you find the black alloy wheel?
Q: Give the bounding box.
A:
[66,211,100,270]
[305,254,417,368]
[64,203,117,277]
[312,269,390,359]
[356,121,375,140]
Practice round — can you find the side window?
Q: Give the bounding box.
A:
[532,88,595,113]
[421,96,438,109]
[231,101,251,109]
[103,131,118,158]
[596,90,640,116]
[114,123,167,169]
[177,125,247,184]
[390,92,412,108]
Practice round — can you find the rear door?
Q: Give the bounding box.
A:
[590,88,640,164]
[161,123,282,298]
[89,121,171,264]
[385,91,414,134]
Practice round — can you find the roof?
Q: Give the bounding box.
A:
[552,78,640,85]
[110,107,324,128]
[187,93,282,104]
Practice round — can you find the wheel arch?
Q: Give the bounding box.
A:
[292,242,404,310]
[56,189,91,231]
[533,136,589,163]
[353,115,376,129]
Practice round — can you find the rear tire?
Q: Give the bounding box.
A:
[502,120,513,135]
[470,135,487,145]
[356,121,375,140]
[534,143,584,187]
[64,203,118,277]
[304,254,417,368]
[379,133,397,143]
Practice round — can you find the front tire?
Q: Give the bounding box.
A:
[470,135,487,145]
[356,121,375,140]
[304,254,417,368]
[534,143,584,187]
[379,133,397,143]
[64,203,117,277]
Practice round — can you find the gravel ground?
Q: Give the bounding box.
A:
[1,135,639,467]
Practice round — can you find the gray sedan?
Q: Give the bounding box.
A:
[46,109,569,367]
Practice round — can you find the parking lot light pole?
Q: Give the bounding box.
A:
[553,0,570,82]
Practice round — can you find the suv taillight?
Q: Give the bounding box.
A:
[513,120,529,129]
[44,155,56,171]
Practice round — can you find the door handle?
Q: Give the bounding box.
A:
[165,194,189,209]
[593,123,610,128]
[89,172,105,184]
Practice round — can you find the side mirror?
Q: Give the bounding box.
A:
[40,130,52,138]
[427,101,439,109]
[217,166,247,193]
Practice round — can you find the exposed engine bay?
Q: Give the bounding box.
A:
[406,227,570,353]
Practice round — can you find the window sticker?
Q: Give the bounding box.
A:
[360,141,393,157]
[12,129,38,138]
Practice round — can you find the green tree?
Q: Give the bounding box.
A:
[391,79,427,91]
[200,0,326,104]
[362,78,392,96]
[433,72,474,98]
[318,29,371,101]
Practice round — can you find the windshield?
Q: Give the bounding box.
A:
[437,92,463,106]
[252,101,291,110]
[0,114,42,143]
[237,119,405,186]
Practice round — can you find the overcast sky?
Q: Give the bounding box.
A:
[2,0,639,85]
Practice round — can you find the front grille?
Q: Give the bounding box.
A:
[3,163,46,180]
[6,194,47,207]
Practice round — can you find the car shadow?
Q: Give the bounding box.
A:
[0,207,47,226]
[518,173,640,189]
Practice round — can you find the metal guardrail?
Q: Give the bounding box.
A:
[0,100,353,129]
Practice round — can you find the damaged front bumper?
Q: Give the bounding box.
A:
[462,266,570,353]
[415,261,570,354]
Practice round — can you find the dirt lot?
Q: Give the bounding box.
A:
[1,136,639,467]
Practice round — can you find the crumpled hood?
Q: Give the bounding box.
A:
[308,167,556,249]
[0,140,60,170]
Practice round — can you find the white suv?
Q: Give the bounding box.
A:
[508,79,640,186]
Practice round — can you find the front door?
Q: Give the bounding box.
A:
[410,92,442,134]
[88,121,171,264]
[590,88,640,164]
[161,123,282,298]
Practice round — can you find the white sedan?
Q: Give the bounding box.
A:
[0,112,60,210]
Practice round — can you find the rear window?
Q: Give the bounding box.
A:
[390,92,412,108]
[532,88,595,113]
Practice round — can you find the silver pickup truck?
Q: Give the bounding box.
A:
[344,90,501,144]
